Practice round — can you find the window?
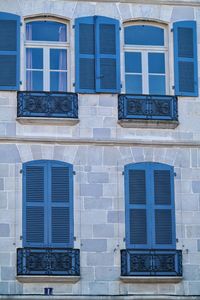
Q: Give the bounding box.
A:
[75,16,120,93]
[0,12,20,90]
[124,24,167,95]
[25,20,69,92]
[124,21,198,97]
[22,160,74,248]
[124,162,176,249]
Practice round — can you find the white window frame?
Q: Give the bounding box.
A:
[24,17,70,92]
[123,22,169,95]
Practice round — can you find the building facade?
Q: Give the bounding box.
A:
[0,0,200,299]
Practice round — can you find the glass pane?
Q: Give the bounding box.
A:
[50,49,67,70]
[26,71,43,91]
[26,48,43,69]
[125,25,164,46]
[149,75,165,95]
[50,72,67,92]
[26,21,67,42]
[126,74,142,94]
[125,52,141,73]
[148,53,165,74]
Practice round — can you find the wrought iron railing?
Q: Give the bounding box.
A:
[17,248,80,276]
[121,249,182,276]
[118,94,178,121]
[17,91,78,118]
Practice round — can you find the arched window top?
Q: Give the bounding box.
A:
[124,24,164,46]
[26,20,67,42]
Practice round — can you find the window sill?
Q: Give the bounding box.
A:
[118,119,179,129]
[120,276,183,283]
[16,275,80,283]
[16,117,80,126]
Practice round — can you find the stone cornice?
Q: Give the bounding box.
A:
[71,0,200,6]
[0,136,200,148]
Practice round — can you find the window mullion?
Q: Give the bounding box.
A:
[43,47,50,91]
[142,51,149,94]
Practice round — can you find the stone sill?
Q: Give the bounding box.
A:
[118,119,179,129]
[16,275,80,283]
[120,276,183,283]
[16,117,79,126]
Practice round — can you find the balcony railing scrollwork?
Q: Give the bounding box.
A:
[17,248,80,276]
[17,91,78,119]
[121,249,182,276]
[118,94,178,122]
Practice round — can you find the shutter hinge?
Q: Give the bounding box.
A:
[20,235,23,240]
[174,172,177,177]
[123,237,126,242]
[73,82,75,87]
[176,238,179,243]
[120,83,122,88]
[73,24,75,29]
[20,169,23,174]
[20,81,22,85]
[122,171,124,175]
[172,85,175,90]
[171,28,173,32]
[20,22,23,26]
[73,171,76,175]
[74,236,76,241]
[119,26,121,31]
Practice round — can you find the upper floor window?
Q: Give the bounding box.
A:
[25,20,69,92]
[124,24,167,95]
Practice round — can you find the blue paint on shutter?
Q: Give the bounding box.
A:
[151,163,176,249]
[173,21,198,96]
[23,161,48,247]
[125,162,176,249]
[125,163,151,249]
[75,17,95,93]
[95,16,120,93]
[0,12,20,90]
[49,161,74,248]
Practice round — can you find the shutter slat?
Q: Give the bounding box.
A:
[0,13,20,90]
[26,207,44,243]
[129,170,146,204]
[155,209,172,245]
[173,21,198,96]
[154,170,171,205]
[130,209,147,245]
[26,166,44,202]
[52,166,69,202]
[52,207,70,244]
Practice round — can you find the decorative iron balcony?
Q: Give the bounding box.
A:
[17,248,80,276]
[121,249,182,276]
[17,91,78,118]
[118,94,178,121]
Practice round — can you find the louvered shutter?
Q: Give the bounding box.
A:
[151,164,176,249]
[95,16,120,93]
[0,12,20,90]
[125,164,151,249]
[75,17,95,93]
[23,162,47,247]
[173,21,198,96]
[49,161,73,247]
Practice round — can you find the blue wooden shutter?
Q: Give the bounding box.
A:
[75,17,95,93]
[95,16,120,93]
[173,21,198,96]
[151,163,176,249]
[49,161,74,248]
[125,163,151,249]
[23,161,48,247]
[0,12,20,90]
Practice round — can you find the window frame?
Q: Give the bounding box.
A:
[24,17,70,92]
[123,21,169,95]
